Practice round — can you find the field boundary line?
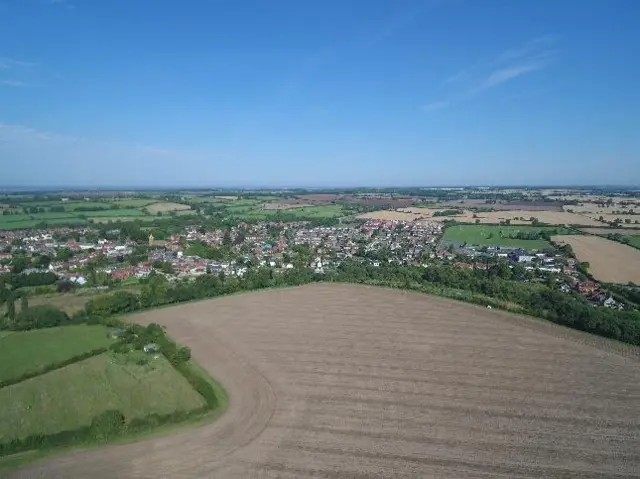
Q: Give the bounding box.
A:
[0,348,108,390]
[320,282,640,360]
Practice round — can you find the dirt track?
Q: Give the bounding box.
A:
[12,284,640,478]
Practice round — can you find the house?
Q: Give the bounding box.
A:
[603,297,621,309]
[69,275,88,286]
[143,343,159,353]
[518,255,535,263]
[577,281,599,295]
[148,234,168,248]
[108,327,125,339]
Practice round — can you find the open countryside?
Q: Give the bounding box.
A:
[552,235,640,284]
[11,285,640,478]
[2,187,640,476]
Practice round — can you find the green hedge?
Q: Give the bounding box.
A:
[0,347,108,389]
[0,407,210,457]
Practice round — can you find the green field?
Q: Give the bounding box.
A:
[63,201,111,211]
[0,352,206,442]
[0,217,85,230]
[623,236,640,249]
[0,325,112,383]
[91,215,157,223]
[226,203,344,220]
[0,207,157,230]
[442,225,571,249]
[86,208,145,217]
[111,198,158,208]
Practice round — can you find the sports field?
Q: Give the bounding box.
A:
[13,284,640,478]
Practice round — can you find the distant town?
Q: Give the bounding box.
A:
[2,186,639,317]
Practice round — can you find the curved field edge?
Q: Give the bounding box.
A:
[10,283,640,478]
[0,357,228,476]
[174,281,640,359]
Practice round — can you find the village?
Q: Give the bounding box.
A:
[0,217,627,311]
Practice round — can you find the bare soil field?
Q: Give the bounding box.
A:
[438,200,564,211]
[360,209,604,226]
[296,194,342,203]
[563,203,639,215]
[552,235,640,283]
[580,228,640,235]
[584,214,640,226]
[449,210,603,226]
[13,284,640,478]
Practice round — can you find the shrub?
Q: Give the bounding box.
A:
[90,410,125,439]
[11,305,69,331]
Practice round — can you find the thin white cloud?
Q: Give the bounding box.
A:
[1,79,28,87]
[424,35,557,112]
[422,100,450,111]
[481,63,544,89]
[0,58,35,70]
[49,0,75,8]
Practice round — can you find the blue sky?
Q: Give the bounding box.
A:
[1,0,639,187]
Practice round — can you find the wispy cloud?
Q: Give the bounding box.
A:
[0,58,35,70]
[423,35,558,112]
[49,0,75,9]
[1,79,29,87]
[481,63,545,89]
[422,100,450,112]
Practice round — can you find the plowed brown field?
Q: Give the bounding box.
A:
[552,235,640,284]
[12,284,640,478]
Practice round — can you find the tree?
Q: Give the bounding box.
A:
[20,296,28,312]
[222,230,232,246]
[6,297,15,320]
[55,247,74,262]
[13,305,68,330]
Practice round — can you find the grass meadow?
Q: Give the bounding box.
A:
[0,325,112,383]
[0,352,206,442]
[442,225,571,249]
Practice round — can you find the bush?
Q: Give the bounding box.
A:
[11,305,69,331]
[90,410,125,439]
[175,346,192,363]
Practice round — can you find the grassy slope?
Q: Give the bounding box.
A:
[442,225,570,249]
[0,325,112,383]
[0,359,228,474]
[0,352,206,443]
